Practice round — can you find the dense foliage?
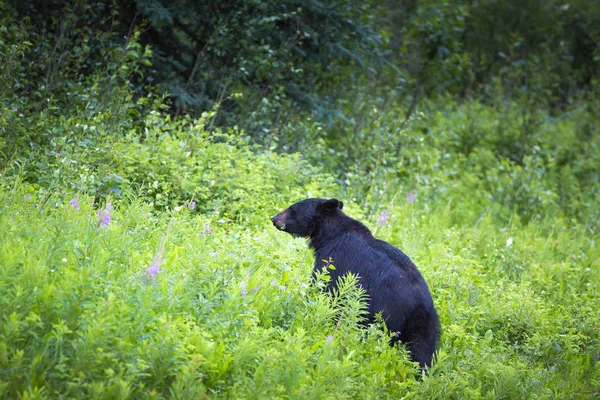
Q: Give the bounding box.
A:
[2,179,598,398]
[7,0,599,135]
[382,0,600,102]
[7,0,382,138]
[1,0,599,398]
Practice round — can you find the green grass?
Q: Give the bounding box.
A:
[1,177,598,399]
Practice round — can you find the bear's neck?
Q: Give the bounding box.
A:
[309,214,372,251]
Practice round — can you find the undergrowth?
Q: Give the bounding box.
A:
[1,177,598,398]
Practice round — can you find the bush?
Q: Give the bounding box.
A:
[0,186,417,398]
[292,97,599,227]
[1,178,599,398]
[0,11,335,225]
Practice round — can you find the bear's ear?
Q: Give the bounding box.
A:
[319,198,343,214]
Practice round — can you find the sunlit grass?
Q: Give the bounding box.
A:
[1,178,598,398]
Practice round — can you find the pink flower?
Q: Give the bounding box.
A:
[377,210,389,227]
[146,237,167,284]
[145,255,162,284]
[70,197,80,210]
[96,204,112,228]
[201,223,213,236]
[24,195,33,200]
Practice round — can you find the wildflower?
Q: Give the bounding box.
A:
[70,197,80,210]
[407,191,416,203]
[325,335,334,344]
[61,258,68,263]
[209,250,218,257]
[377,210,389,227]
[24,195,33,200]
[189,200,196,210]
[252,284,260,294]
[146,229,170,285]
[201,223,213,236]
[128,229,135,235]
[96,203,112,228]
[146,254,162,284]
[240,281,247,297]
[146,244,165,284]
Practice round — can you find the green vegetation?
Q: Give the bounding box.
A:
[1,0,599,398]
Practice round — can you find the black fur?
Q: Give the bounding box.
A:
[272,198,440,368]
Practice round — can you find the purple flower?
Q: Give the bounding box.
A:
[146,238,167,284]
[24,195,33,200]
[407,191,416,203]
[128,229,135,235]
[252,284,260,294]
[96,203,112,228]
[189,200,196,210]
[70,197,80,210]
[377,210,389,227]
[240,281,247,297]
[325,335,334,344]
[201,223,213,236]
[145,254,162,284]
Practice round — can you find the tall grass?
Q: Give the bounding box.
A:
[1,176,598,398]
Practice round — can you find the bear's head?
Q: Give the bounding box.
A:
[271,198,344,237]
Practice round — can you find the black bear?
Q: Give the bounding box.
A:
[272,198,440,369]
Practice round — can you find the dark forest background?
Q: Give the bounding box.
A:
[6,0,599,124]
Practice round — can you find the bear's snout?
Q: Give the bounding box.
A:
[271,211,288,231]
